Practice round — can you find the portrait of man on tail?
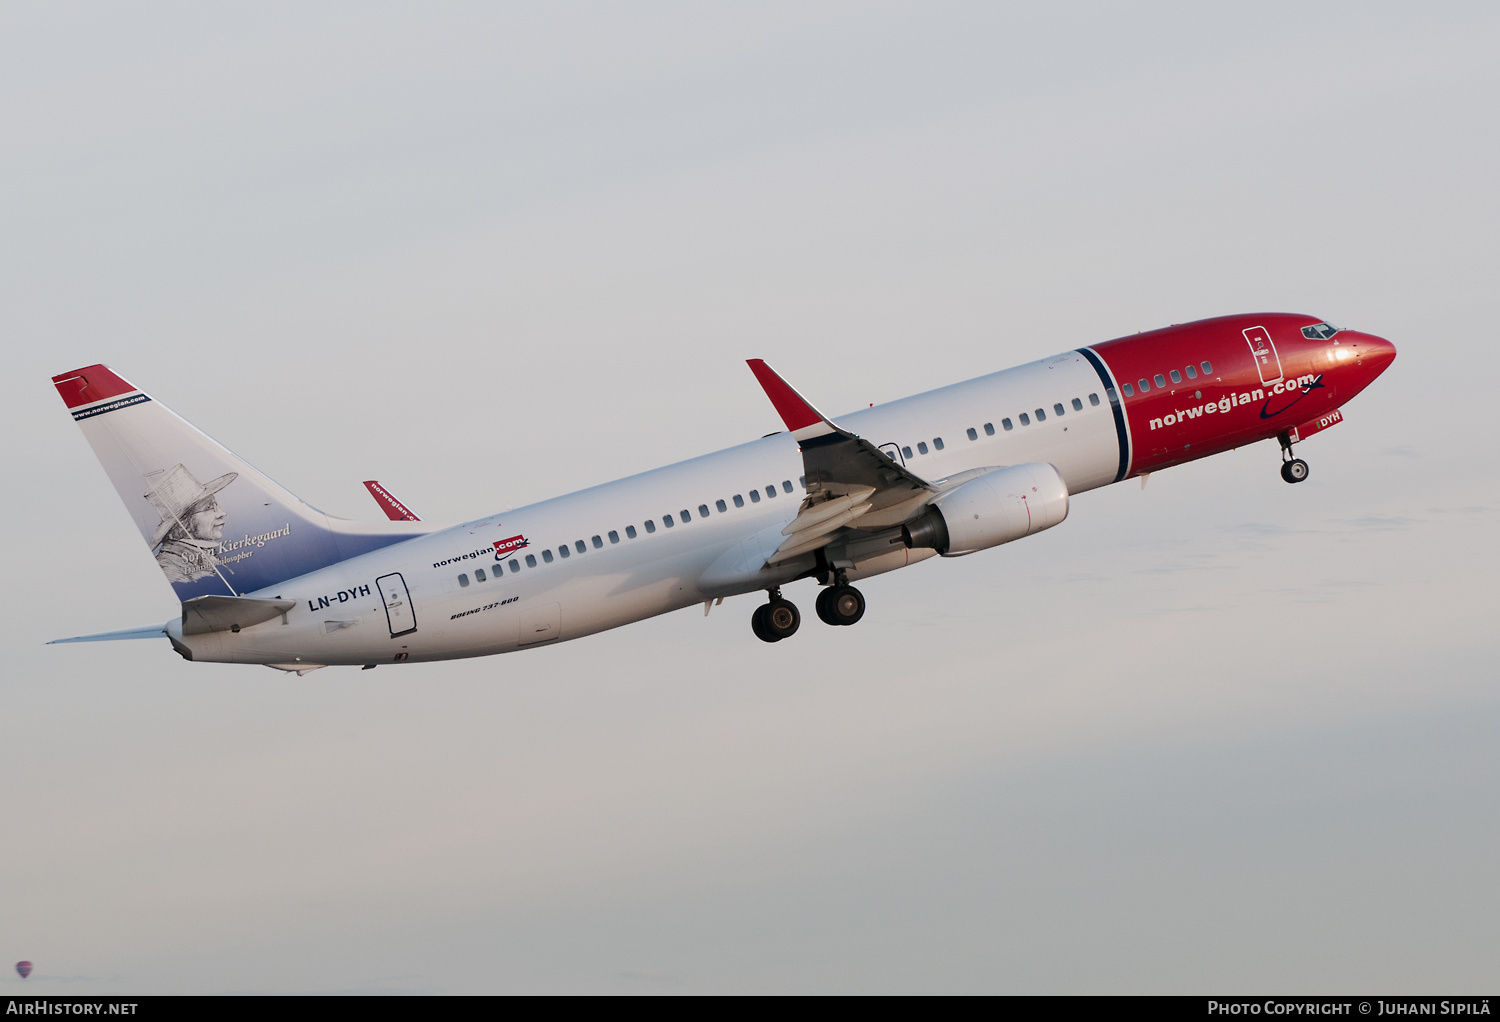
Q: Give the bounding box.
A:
[144,464,238,584]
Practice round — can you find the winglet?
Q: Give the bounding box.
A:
[363,480,422,522]
[746,360,837,441]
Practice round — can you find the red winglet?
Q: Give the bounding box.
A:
[362,480,422,522]
[746,359,825,433]
[52,364,138,409]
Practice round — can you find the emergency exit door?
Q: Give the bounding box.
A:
[376,573,417,637]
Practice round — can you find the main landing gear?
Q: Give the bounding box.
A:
[751,588,801,643]
[815,584,865,627]
[751,579,867,642]
[1278,431,1310,484]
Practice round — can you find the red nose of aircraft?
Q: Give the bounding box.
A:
[1355,332,1397,374]
[1341,331,1397,389]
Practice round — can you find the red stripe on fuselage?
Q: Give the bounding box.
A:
[1091,314,1390,477]
[51,364,138,409]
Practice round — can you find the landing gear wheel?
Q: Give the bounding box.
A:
[764,598,801,640]
[1281,459,1309,484]
[815,584,866,626]
[815,588,838,625]
[750,604,781,643]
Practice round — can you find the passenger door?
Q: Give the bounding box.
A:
[376,573,417,637]
[1243,326,1284,386]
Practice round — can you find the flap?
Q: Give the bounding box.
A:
[182,595,296,635]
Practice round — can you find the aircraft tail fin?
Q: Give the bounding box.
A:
[52,364,434,600]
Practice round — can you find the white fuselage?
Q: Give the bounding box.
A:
[174,352,1120,666]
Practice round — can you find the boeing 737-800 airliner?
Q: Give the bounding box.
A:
[50,313,1395,672]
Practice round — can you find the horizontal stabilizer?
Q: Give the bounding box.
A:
[48,624,168,644]
[182,595,295,636]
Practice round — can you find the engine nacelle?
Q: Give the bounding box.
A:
[902,462,1069,556]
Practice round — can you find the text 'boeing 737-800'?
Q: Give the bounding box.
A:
[48,313,1396,673]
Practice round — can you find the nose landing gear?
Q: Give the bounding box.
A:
[751,588,801,643]
[1278,430,1310,484]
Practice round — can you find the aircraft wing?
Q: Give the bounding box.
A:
[747,360,936,564]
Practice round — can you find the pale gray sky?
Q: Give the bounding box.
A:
[3,1,1498,994]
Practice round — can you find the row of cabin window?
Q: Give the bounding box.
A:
[455,477,805,587]
[990,392,1103,433]
[1120,361,1213,398]
[894,392,1105,457]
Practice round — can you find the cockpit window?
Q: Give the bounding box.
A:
[1302,322,1341,340]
